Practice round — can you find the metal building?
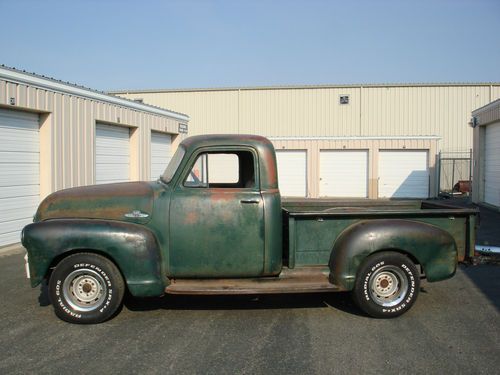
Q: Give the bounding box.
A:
[0,66,188,247]
[111,83,500,199]
[471,99,500,208]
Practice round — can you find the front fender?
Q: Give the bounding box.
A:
[22,219,165,297]
[329,219,458,290]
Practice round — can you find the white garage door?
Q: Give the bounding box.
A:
[95,124,130,184]
[0,109,39,246]
[150,132,172,180]
[379,151,429,198]
[276,150,307,197]
[484,124,500,207]
[320,150,368,197]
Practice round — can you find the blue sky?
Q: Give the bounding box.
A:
[1,0,499,91]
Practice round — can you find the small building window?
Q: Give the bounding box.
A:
[339,95,349,105]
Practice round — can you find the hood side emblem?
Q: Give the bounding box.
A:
[124,210,149,218]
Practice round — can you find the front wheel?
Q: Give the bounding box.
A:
[352,252,420,318]
[48,253,125,324]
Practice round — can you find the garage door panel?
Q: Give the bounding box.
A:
[0,185,39,199]
[276,151,307,197]
[0,151,39,163]
[95,154,131,164]
[95,126,130,138]
[0,130,39,152]
[95,144,130,156]
[0,232,27,248]
[96,124,130,185]
[0,109,39,246]
[0,196,39,212]
[484,124,500,206]
[0,165,40,186]
[0,111,39,130]
[151,132,172,180]
[379,151,429,198]
[95,167,130,182]
[208,154,239,183]
[320,151,368,197]
[0,216,36,234]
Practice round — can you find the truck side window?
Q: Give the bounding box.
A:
[184,151,255,189]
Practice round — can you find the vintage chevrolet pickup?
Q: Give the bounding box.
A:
[22,135,478,323]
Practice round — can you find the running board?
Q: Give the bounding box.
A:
[165,267,340,295]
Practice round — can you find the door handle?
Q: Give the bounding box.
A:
[240,199,260,204]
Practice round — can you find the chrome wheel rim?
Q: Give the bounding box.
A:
[62,269,107,312]
[368,265,408,307]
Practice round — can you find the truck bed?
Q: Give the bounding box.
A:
[282,198,477,216]
[282,198,478,268]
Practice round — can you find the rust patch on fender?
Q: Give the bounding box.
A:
[183,211,198,225]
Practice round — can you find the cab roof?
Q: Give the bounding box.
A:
[179,134,278,190]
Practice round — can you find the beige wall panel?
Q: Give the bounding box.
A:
[361,86,491,152]
[119,84,499,154]
[124,91,237,135]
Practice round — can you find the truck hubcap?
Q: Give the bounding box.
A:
[369,265,408,307]
[63,269,107,312]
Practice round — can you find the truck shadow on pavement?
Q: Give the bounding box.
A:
[461,263,500,311]
[122,291,367,317]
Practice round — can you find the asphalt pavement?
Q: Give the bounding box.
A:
[0,248,499,375]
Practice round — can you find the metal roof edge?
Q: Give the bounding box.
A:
[0,65,189,122]
[472,98,500,115]
[268,136,442,141]
[109,82,500,94]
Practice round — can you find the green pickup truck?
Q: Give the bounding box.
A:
[22,135,478,324]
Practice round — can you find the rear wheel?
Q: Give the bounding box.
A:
[48,253,125,324]
[352,251,420,318]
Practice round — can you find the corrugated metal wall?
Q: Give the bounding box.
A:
[0,78,187,199]
[116,84,500,152]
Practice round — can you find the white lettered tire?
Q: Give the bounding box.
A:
[48,253,125,324]
[352,251,420,318]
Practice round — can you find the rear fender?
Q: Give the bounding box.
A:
[329,219,458,291]
[22,219,164,297]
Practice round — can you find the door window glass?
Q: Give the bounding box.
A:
[184,151,255,188]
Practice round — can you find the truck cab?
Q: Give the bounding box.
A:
[163,135,282,278]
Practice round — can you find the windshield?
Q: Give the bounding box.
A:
[161,145,186,183]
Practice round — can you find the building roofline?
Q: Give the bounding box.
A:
[472,98,500,115]
[109,82,500,95]
[0,65,189,121]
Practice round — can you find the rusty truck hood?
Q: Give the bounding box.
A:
[34,182,156,224]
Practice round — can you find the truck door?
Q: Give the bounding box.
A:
[169,148,265,277]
